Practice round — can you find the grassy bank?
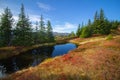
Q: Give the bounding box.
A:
[3,35,120,80]
[0,37,76,60]
[0,43,56,60]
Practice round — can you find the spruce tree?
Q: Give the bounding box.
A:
[88,19,91,26]
[46,20,54,42]
[94,11,99,21]
[13,4,33,46]
[0,7,13,47]
[100,9,105,21]
[93,9,110,34]
[87,19,93,35]
[93,11,100,34]
[34,21,39,44]
[99,9,110,34]
[76,24,81,37]
[39,15,46,43]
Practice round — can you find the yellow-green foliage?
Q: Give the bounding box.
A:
[106,34,113,40]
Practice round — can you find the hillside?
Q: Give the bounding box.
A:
[3,35,120,80]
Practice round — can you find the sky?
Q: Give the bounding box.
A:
[0,0,120,33]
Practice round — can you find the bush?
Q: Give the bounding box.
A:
[106,34,113,40]
[80,27,92,38]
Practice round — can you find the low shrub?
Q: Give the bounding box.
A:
[106,34,113,40]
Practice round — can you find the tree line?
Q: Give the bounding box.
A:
[76,9,120,38]
[0,4,54,47]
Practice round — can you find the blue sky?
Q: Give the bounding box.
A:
[0,0,120,33]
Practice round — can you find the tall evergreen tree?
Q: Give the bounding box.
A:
[94,11,99,21]
[76,24,81,37]
[34,21,39,44]
[87,19,93,35]
[99,9,110,34]
[93,11,99,34]
[39,15,46,43]
[100,9,105,21]
[93,9,110,34]
[13,4,33,46]
[0,7,13,47]
[46,20,54,42]
[88,19,92,27]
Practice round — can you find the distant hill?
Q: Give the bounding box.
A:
[53,32,70,36]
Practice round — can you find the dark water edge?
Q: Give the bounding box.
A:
[0,43,77,78]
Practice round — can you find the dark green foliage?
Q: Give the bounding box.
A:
[110,20,120,29]
[46,20,55,42]
[100,9,105,20]
[33,16,55,44]
[76,9,119,38]
[12,4,33,46]
[38,15,46,43]
[76,24,81,37]
[80,26,92,38]
[33,21,39,44]
[77,20,92,38]
[94,11,99,21]
[93,9,111,35]
[0,7,13,47]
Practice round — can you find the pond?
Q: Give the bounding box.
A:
[0,43,77,78]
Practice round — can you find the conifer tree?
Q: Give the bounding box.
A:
[34,21,39,44]
[94,11,99,21]
[100,9,105,21]
[46,20,54,42]
[13,4,33,46]
[39,15,46,43]
[0,7,13,47]
[76,24,81,37]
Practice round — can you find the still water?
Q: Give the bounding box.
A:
[0,43,77,78]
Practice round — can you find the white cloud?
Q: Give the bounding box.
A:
[37,2,52,11]
[29,15,40,22]
[53,22,77,33]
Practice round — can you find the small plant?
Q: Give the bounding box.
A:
[106,34,113,40]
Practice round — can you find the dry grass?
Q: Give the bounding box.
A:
[3,35,120,80]
[0,43,56,60]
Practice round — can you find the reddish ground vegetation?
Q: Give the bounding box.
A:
[3,36,120,80]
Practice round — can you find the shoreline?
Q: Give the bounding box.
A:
[0,37,76,60]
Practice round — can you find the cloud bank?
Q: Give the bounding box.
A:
[37,2,52,11]
[53,22,77,33]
